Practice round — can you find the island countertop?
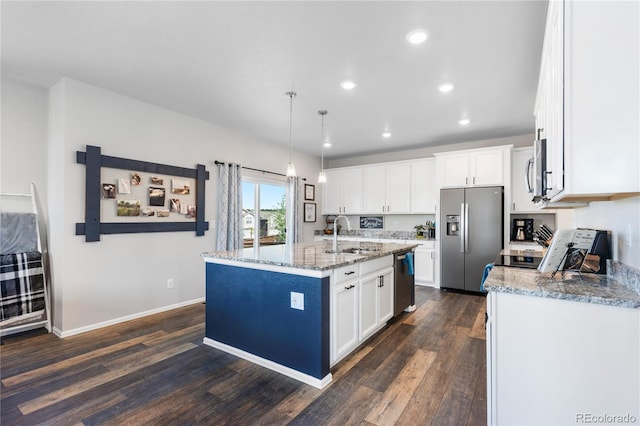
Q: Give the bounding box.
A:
[484,259,640,309]
[201,240,418,271]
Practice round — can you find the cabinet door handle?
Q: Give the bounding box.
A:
[473,177,476,185]
[345,271,355,276]
[345,284,355,290]
[465,177,468,185]
[513,202,516,211]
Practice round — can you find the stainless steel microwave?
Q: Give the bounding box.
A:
[528,138,547,202]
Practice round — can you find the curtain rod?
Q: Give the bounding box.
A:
[213,161,306,181]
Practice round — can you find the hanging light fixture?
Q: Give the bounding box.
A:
[318,110,328,183]
[285,91,297,177]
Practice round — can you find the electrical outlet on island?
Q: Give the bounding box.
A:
[290,292,304,310]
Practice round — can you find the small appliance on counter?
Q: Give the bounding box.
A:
[581,229,611,274]
[511,218,534,241]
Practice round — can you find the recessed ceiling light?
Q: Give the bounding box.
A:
[323,142,332,148]
[438,83,454,93]
[340,80,356,90]
[406,29,429,45]
[382,132,392,138]
[458,118,471,126]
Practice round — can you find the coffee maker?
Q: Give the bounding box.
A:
[512,218,534,241]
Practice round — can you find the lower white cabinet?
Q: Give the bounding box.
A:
[410,240,437,287]
[414,246,435,285]
[359,267,394,341]
[330,255,394,365]
[331,278,359,363]
[486,291,639,425]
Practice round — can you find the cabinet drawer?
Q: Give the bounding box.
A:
[333,264,359,284]
[359,255,393,276]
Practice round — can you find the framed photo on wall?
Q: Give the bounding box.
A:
[304,203,316,222]
[304,184,315,201]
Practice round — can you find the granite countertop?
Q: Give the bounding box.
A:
[484,262,640,309]
[202,240,418,271]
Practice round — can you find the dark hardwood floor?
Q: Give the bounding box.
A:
[0,287,487,425]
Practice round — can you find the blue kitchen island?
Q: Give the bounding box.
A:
[201,240,416,388]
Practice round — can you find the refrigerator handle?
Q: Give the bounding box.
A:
[464,203,469,253]
[460,203,465,253]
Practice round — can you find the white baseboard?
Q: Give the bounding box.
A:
[55,298,205,338]
[203,337,332,389]
[416,281,440,289]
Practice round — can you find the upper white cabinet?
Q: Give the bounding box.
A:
[535,0,640,202]
[362,163,411,214]
[411,159,437,213]
[323,167,363,215]
[435,146,510,188]
[511,147,539,213]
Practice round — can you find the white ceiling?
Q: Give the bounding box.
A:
[1,1,548,159]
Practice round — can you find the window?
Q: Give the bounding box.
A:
[242,177,288,248]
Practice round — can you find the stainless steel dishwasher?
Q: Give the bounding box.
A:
[394,250,415,316]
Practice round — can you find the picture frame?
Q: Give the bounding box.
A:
[304,203,316,222]
[304,184,315,201]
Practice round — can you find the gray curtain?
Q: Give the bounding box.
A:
[216,163,243,251]
[285,177,303,245]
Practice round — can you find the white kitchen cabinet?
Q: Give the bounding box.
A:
[487,291,639,425]
[510,147,540,213]
[378,267,394,325]
[411,159,437,213]
[410,239,437,287]
[331,277,358,364]
[436,152,469,187]
[358,266,394,342]
[330,255,394,366]
[435,146,509,189]
[535,0,640,203]
[362,162,411,214]
[414,246,435,285]
[322,167,363,214]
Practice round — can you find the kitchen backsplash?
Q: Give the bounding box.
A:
[314,229,434,241]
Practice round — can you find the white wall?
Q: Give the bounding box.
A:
[3,76,321,335]
[0,77,49,210]
[327,134,533,168]
[573,197,640,270]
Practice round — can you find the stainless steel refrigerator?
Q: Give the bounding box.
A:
[440,186,503,293]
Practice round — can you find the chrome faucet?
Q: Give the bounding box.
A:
[333,215,352,252]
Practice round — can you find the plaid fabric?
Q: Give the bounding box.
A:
[0,252,45,321]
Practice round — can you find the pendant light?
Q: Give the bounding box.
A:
[318,110,328,183]
[285,91,297,177]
